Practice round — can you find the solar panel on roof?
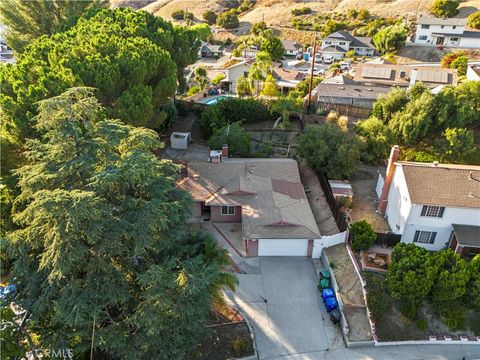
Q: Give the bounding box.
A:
[416,70,448,84]
[361,66,393,79]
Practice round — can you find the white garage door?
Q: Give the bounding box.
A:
[258,239,308,256]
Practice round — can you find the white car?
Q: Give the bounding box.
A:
[323,56,334,64]
[339,62,350,71]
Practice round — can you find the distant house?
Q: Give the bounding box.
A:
[271,66,307,95]
[353,63,458,88]
[200,44,224,58]
[219,58,253,94]
[414,16,480,49]
[320,30,375,60]
[282,39,303,56]
[377,146,480,258]
[178,157,321,257]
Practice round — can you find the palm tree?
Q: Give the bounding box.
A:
[248,51,272,96]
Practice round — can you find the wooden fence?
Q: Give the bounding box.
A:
[374,232,401,248]
[316,171,349,232]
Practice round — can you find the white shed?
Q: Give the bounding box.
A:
[170,132,191,150]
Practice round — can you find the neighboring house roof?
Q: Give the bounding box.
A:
[452,224,480,247]
[312,82,391,101]
[321,45,346,53]
[353,63,458,86]
[397,162,480,209]
[177,158,321,239]
[322,30,373,49]
[201,44,224,53]
[417,16,467,26]
[282,39,302,52]
[272,67,306,82]
[321,74,357,85]
[431,31,480,39]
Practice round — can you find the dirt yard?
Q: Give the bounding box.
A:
[298,160,339,236]
[349,163,390,233]
[325,244,373,342]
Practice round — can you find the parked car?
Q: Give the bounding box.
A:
[296,51,303,60]
[339,62,350,71]
[323,56,334,64]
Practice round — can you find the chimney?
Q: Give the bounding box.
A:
[378,145,400,216]
[222,144,229,158]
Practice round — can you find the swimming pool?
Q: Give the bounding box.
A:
[203,95,229,105]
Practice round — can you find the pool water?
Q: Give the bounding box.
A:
[204,95,229,105]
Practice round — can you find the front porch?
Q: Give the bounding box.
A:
[213,222,246,257]
[450,224,480,260]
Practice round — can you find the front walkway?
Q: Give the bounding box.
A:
[214,222,246,257]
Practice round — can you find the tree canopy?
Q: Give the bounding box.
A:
[6,87,236,359]
[298,123,360,179]
[208,123,251,157]
[468,11,480,29]
[0,8,202,173]
[0,0,106,53]
[372,24,408,54]
[431,0,459,18]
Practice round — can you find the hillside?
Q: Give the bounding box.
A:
[111,0,480,27]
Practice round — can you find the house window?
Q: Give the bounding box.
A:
[419,35,428,40]
[420,205,445,218]
[441,25,444,29]
[421,24,430,29]
[339,41,346,45]
[324,41,331,45]
[453,26,456,29]
[221,205,235,215]
[413,230,437,244]
[450,37,459,41]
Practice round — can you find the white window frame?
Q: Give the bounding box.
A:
[420,205,445,218]
[421,24,430,29]
[221,205,235,215]
[413,230,437,244]
[419,35,428,40]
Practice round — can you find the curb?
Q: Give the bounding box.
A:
[229,304,259,360]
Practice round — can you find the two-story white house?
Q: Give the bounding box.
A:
[320,30,375,60]
[414,16,480,49]
[377,146,480,258]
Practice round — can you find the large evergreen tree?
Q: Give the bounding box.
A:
[7,87,236,359]
[0,0,106,53]
[0,8,201,173]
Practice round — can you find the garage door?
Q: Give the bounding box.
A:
[258,239,308,256]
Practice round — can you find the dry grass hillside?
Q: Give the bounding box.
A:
[111,0,480,27]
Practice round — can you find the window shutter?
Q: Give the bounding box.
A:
[413,231,420,242]
[438,207,445,217]
[430,232,437,244]
[421,206,427,216]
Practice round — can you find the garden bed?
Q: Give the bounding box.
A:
[186,307,254,360]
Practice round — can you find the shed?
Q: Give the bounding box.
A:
[170,132,191,150]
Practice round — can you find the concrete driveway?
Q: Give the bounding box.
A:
[224,257,344,359]
[223,256,480,360]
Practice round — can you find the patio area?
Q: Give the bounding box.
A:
[360,245,393,272]
[213,222,246,257]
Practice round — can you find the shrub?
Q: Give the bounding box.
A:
[441,306,467,331]
[211,73,226,85]
[172,10,193,21]
[431,0,459,18]
[416,317,428,331]
[237,0,253,13]
[186,85,200,96]
[291,7,312,16]
[200,97,271,136]
[373,24,408,54]
[345,50,356,58]
[232,336,250,356]
[365,274,388,321]
[202,10,217,25]
[450,55,468,76]
[329,261,336,269]
[467,11,480,29]
[217,10,239,29]
[349,220,376,250]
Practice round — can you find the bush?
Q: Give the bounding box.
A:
[365,274,388,321]
[208,123,251,157]
[232,336,250,356]
[450,55,468,76]
[349,220,376,250]
[291,7,312,16]
[345,50,356,58]
[441,306,467,331]
[217,10,239,29]
[467,11,480,29]
[171,9,193,21]
[186,85,201,97]
[202,10,217,25]
[237,0,253,13]
[211,73,226,85]
[200,97,271,136]
[373,24,408,54]
[431,0,459,18]
[416,317,429,331]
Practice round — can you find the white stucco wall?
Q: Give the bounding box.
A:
[385,166,412,234]
[459,37,480,49]
[415,24,465,44]
[226,63,250,94]
[402,205,480,251]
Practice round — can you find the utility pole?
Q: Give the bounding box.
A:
[307,35,318,111]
